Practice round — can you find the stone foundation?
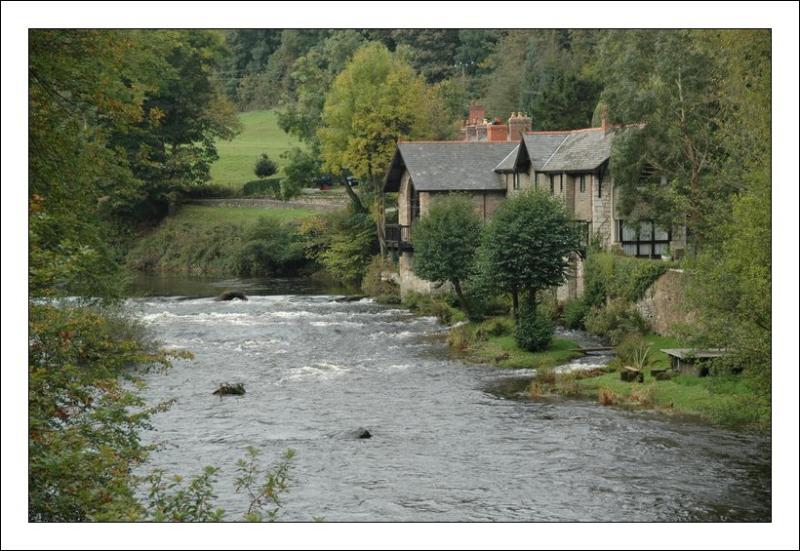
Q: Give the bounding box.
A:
[398,252,451,299]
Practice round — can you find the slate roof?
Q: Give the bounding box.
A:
[522,128,619,172]
[493,145,520,173]
[383,127,624,193]
[384,142,518,192]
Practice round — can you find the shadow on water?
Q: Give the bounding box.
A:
[126,271,358,298]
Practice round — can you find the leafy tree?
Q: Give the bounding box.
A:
[254,153,278,178]
[317,42,442,254]
[596,30,726,247]
[29,304,188,521]
[482,190,581,329]
[480,31,533,119]
[520,30,602,130]
[278,30,367,144]
[219,29,283,102]
[280,147,321,199]
[686,172,770,384]
[389,29,461,83]
[109,30,241,223]
[412,196,483,318]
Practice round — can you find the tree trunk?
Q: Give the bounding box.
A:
[342,179,365,212]
[368,167,387,258]
[452,279,471,320]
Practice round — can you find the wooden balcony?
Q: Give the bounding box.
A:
[385,224,412,251]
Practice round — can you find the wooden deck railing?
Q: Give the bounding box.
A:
[385,224,412,250]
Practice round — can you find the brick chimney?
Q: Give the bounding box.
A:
[509,112,532,141]
[468,104,486,124]
[487,122,509,142]
[600,107,609,132]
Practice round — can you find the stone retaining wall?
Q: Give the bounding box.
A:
[188,197,346,211]
[635,268,696,336]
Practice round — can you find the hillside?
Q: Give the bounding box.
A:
[210,110,302,189]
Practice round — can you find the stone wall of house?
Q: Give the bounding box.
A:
[556,254,584,303]
[565,173,576,217]
[398,251,450,299]
[635,268,696,336]
[591,174,615,247]
[573,174,592,221]
[424,190,505,222]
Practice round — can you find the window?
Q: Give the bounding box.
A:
[559,175,563,193]
[579,174,586,193]
[549,174,555,194]
[410,187,420,221]
[512,170,520,190]
[618,220,671,258]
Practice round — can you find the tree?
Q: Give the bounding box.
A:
[412,196,483,318]
[482,190,581,348]
[389,29,461,83]
[109,30,241,223]
[520,30,602,130]
[280,147,321,200]
[254,153,278,178]
[278,30,367,144]
[596,30,726,248]
[480,31,533,119]
[687,172,770,384]
[317,42,442,254]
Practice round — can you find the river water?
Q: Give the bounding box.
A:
[127,275,771,522]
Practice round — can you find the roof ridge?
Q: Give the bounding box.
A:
[525,127,607,135]
[398,140,517,144]
[541,134,571,170]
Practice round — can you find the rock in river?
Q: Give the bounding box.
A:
[356,427,372,439]
[212,383,246,396]
[216,291,248,301]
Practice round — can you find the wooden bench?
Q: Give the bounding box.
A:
[660,349,729,376]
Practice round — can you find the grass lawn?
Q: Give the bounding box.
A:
[210,110,303,189]
[172,205,318,226]
[450,316,583,370]
[566,333,770,429]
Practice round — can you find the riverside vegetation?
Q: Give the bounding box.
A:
[28,28,772,521]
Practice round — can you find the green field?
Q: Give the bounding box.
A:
[210,110,302,189]
[170,204,317,226]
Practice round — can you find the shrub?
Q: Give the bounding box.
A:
[629,385,655,407]
[300,209,376,285]
[280,147,320,200]
[447,324,472,351]
[614,333,650,367]
[583,251,668,309]
[598,387,619,406]
[537,290,561,321]
[513,303,554,352]
[236,217,308,276]
[254,153,278,179]
[562,298,590,329]
[584,298,647,344]
[403,291,463,325]
[242,178,282,197]
[361,255,399,302]
[475,317,513,340]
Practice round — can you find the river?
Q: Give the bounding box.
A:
[127,274,771,522]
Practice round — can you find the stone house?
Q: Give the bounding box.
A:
[383,107,685,298]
